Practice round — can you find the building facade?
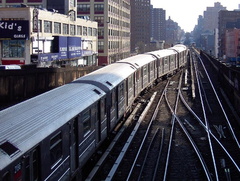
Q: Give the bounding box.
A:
[203,2,226,33]
[225,28,240,61]
[77,0,131,65]
[0,0,131,66]
[130,0,150,53]
[150,6,166,42]
[0,0,43,8]
[218,10,240,59]
[166,17,178,46]
[0,6,98,66]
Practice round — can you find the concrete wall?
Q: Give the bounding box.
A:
[0,66,99,109]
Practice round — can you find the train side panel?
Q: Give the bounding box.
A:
[0,44,188,181]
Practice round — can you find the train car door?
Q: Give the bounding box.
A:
[163,57,166,74]
[109,89,117,130]
[23,146,40,181]
[92,103,101,145]
[135,69,141,95]
[117,82,125,118]
[154,59,157,79]
[70,118,78,178]
[100,98,107,140]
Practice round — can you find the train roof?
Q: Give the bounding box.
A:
[117,54,156,68]
[168,44,187,52]
[146,49,177,59]
[73,63,136,91]
[0,83,106,169]
[146,44,187,59]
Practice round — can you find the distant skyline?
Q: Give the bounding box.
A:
[151,0,239,32]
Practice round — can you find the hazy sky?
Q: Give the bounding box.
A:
[151,0,240,32]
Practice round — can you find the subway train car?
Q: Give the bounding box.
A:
[0,44,188,181]
[72,62,137,132]
[116,54,158,96]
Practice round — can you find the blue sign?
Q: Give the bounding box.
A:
[58,36,68,59]
[67,37,82,58]
[38,36,82,62]
[0,20,29,40]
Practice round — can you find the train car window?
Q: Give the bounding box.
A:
[170,56,173,63]
[83,110,91,136]
[25,148,40,181]
[143,65,147,76]
[14,163,22,181]
[100,98,106,120]
[119,83,124,99]
[128,76,133,89]
[33,149,39,180]
[111,91,116,109]
[136,70,140,80]
[50,132,62,167]
[2,171,10,181]
[25,155,30,179]
[164,57,168,65]
[150,62,153,71]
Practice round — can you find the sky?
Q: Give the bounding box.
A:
[151,0,240,32]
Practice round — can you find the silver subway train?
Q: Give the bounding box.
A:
[0,44,188,181]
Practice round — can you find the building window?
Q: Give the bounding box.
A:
[38,20,42,32]
[44,21,52,33]
[98,28,104,38]
[70,25,76,35]
[63,24,69,35]
[93,28,97,36]
[88,27,92,36]
[77,4,90,14]
[94,16,104,26]
[94,4,104,14]
[2,40,25,58]
[98,41,104,52]
[50,132,62,167]
[83,26,87,36]
[54,22,61,34]
[77,25,82,35]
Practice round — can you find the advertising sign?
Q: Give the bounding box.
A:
[33,8,39,32]
[37,36,82,62]
[67,37,82,59]
[0,20,29,40]
[39,53,59,62]
[58,36,68,59]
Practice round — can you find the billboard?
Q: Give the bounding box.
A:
[0,20,29,40]
[67,37,81,59]
[38,36,82,62]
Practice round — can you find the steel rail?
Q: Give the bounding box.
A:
[137,128,160,181]
[193,53,219,181]
[163,72,212,181]
[105,92,157,181]
[198,71,213,114]
[152,128,165,181]
[162,106,176,181]
[165,99,213,181]
[85,103,142,181]
[126,82,168,181]
[163,71,183,180]
[179,90,240,172]
[195,51,240,149]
